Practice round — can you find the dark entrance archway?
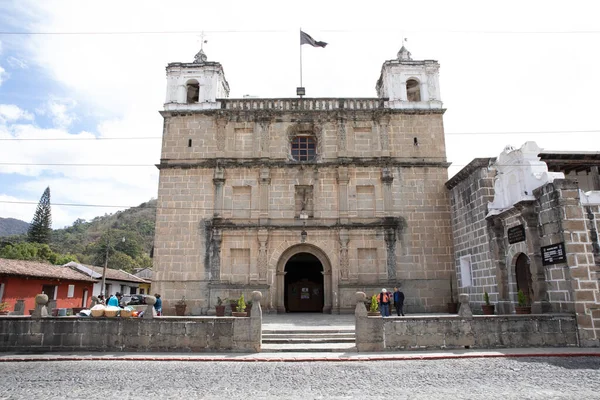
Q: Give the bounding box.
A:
[284,252,324,312]
[515,253,533,303]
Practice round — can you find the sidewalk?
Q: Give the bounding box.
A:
[1,347,599,363]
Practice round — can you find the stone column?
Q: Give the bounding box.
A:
[377,117,390,157]
[399,81,407,102]
[258,167,270,224]
[337,117,347,158]
[420,80,429,102]
[250,291,263,351]
[144,296,156,319]
[354,291,384,352]
[276,271,286,313]
[213,166,225,218]
[488,217,510,314]
[337,167,349,224]
[458,293,473,319]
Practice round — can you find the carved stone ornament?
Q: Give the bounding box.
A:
[193,49,208,64]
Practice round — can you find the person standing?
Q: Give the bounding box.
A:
[393,287,405,316]
[107,292,121,307]
[378,288,391,317]
[154,294,162,316]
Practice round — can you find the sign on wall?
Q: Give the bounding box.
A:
[541,242,567,266]
[507,225,526,244]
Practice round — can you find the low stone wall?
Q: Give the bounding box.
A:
[354,292,579,351]
[0,292,263,353]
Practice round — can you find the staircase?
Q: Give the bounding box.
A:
[261,328,357,352]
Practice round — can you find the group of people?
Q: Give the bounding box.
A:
[95,292,162,316]
[377,287,405,317]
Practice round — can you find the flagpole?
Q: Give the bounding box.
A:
[299,28,303,88]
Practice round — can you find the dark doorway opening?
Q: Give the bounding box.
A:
[284,252,324,312]
[515,253,533,304]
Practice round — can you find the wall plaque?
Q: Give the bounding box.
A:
[541,242,567,266]
[507,225,526,244]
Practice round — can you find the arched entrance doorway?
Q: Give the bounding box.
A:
[515,253,533,303]
[284,253,324,312]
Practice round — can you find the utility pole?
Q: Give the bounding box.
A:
[100,229,111,296]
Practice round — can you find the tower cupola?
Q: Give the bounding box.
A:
[376,45,442,110]
[164,49,230,111]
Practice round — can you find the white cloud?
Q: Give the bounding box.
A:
[0,104,34,123]
[36,97,77,128]
[6,56,28,69]
[0,65,7,86]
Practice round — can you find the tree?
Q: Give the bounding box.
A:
[27,187,52,244]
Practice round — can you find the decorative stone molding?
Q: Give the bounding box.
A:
[339,229,350,280]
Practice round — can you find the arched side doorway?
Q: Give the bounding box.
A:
[275,244,332,314]
[515,253,533,304]
[284,253,324,312]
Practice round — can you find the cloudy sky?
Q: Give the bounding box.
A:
[0,0,598,228]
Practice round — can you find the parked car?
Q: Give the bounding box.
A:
[126,294,150,305]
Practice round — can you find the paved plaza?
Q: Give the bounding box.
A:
[1,356,599,399]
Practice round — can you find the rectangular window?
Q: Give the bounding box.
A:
[291,136,316,161]
[459,255,473,288]
[67,285,75,298]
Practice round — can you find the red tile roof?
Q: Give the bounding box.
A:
[0,259,97,282]
[65,262,149,284]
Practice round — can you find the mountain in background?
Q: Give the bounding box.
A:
[1,199,157,272]
[0,217,30,237]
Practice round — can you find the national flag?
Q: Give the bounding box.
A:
[300,31,327,48]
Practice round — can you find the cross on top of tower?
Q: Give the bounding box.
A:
[193,31,208,64]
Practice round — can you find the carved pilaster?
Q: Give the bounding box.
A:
[339,229,350,280]
[210,228,222,282]
[216,118,226,151]
[337,117,347,155]
[257,228,269,281]
[384,228,397,281]
[337,167,350,223]
[377,116,390,156]
[381,167,394,214]
[213,166,225,218]
[259,167,271,222]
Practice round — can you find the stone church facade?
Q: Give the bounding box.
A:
[446,142,600,346]
[153,46,455,315]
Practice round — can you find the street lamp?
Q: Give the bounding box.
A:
[100,233,125,296]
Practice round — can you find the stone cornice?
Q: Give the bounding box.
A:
[157,158,450,170]
[445,158,496,190]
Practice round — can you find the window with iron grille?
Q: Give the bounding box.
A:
[291,136,316,161]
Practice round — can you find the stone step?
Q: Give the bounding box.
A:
[262,332,355,340]
[261,342,358,353]
[262,329,354,335]
[262,337,355,344]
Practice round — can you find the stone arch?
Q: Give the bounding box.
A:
[406,77,421,102]
[186,79,200,103]
[271,241,335,313]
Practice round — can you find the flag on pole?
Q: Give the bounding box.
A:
[300,31,327,48]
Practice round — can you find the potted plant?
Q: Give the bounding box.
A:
[447,278,459,313]
[515,289,531,314]
[229,298,238,313]
[175,296,187,316]
[367,295,380,317]
[232,294,247,317]
[482,291,495,315]
[245,300,252,317]
[0,302,9,316]
[215,297,225,317]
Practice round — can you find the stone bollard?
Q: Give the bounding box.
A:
[251,291,263,349]
[458,293,473,319]
[354,292,367,317]
[14,300,25,316]
[143,296,156,319]
[32,294,49,318]
[90,296,99,307]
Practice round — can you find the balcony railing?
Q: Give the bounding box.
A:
[218,98,387,111]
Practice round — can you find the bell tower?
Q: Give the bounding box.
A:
[376,45,442,109]
[164,49,230,111]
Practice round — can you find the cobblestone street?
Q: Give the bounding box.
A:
[0,357,599,399]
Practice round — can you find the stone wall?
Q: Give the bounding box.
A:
[354,292,579,351]
[0,292,263,353]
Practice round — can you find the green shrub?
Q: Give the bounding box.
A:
[237,294,246,312]
[369,295,378,312]
[517,289,527,306]
[484,291,490,306]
